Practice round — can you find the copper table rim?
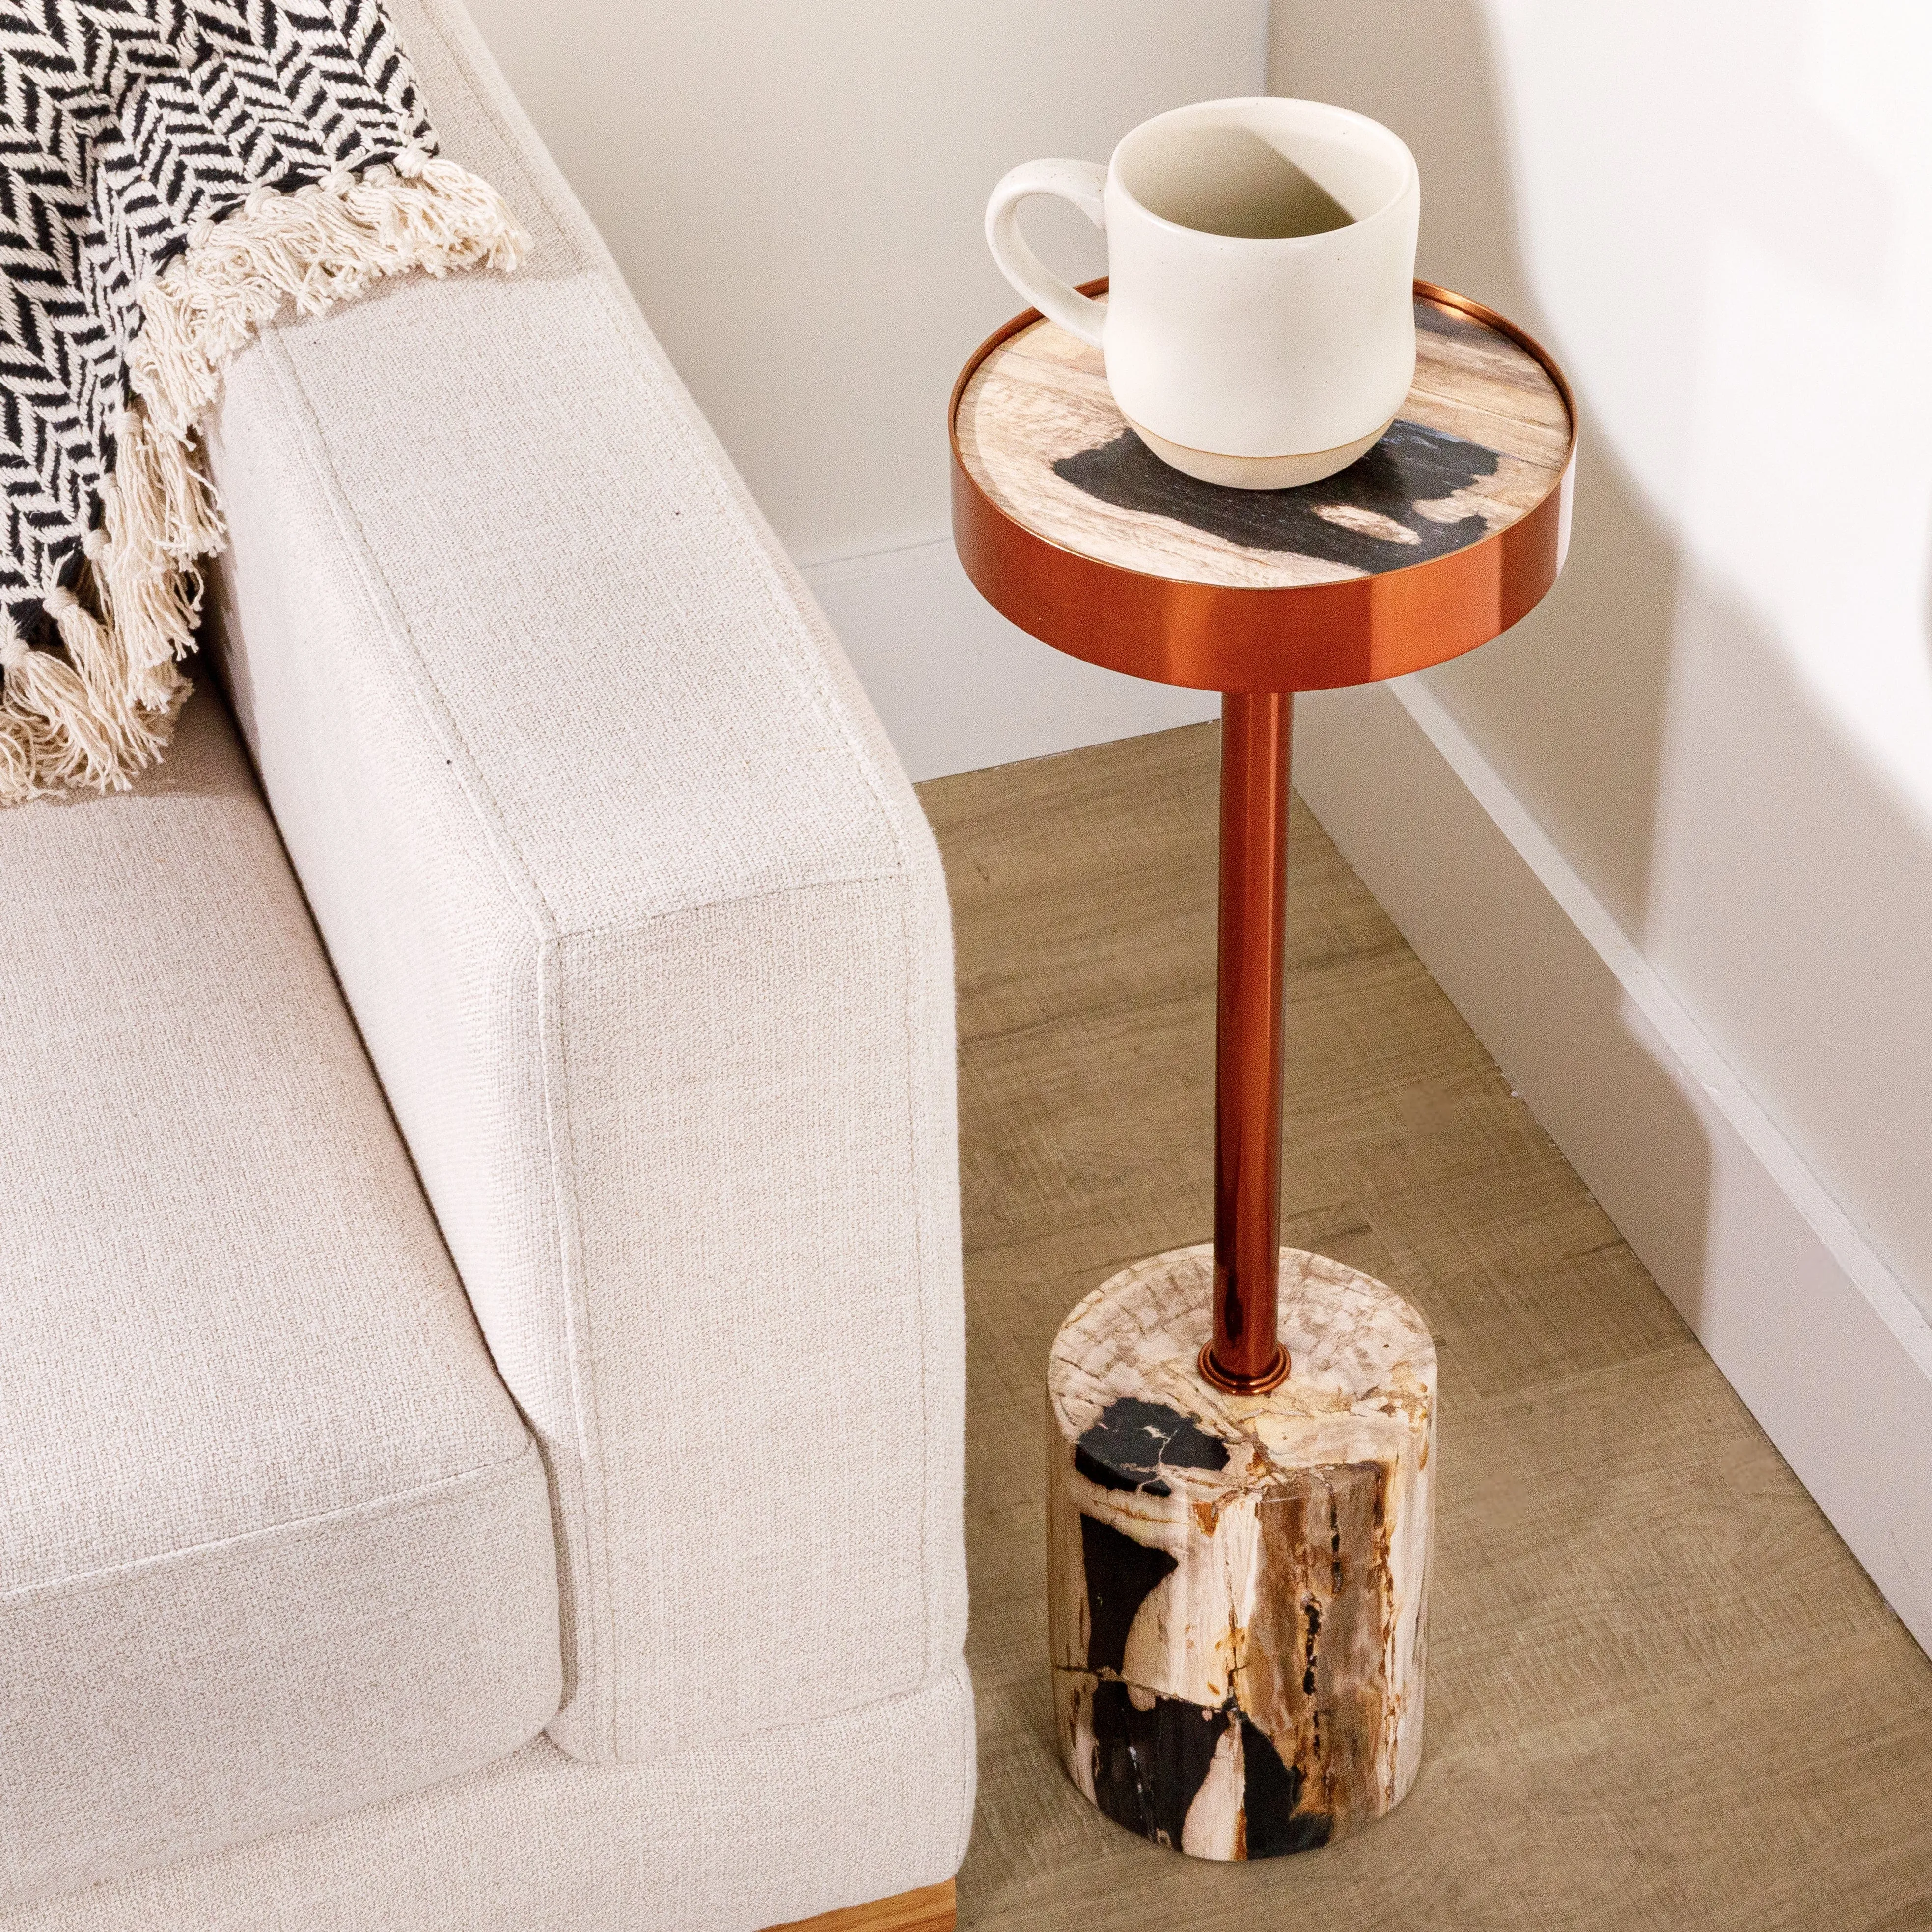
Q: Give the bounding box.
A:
[949,277,1578,698]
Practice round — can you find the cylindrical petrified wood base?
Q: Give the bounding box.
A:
[1049,1244,1436,1859]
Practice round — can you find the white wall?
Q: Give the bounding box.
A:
[1270,1,1932,1644]
[460,0,1264,776]
[1270,0,1932,1330]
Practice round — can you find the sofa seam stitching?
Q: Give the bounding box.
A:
[895,868,935,1691]
[535,926,620,1758]
[546,863,915,945]
[248,330,613,1756]
[951,1664,978,1871]
[0,1438,544,1609]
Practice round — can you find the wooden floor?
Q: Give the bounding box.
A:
[918,723,1932,1932]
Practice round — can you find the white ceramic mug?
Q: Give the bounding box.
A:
[985,98,1420,488]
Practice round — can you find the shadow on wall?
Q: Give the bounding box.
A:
[1274,0,1932,1327]
[1273,0,1683,938]
[1271,0,1711,1321]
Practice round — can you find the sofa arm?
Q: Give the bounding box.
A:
[203,0,966,1766]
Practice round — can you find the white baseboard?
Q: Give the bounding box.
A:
[804,539,1219,782]
[1294,677,1932,1655]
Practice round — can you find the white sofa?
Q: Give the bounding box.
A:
[0,0,974,1923]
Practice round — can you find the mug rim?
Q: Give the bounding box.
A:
[1109,95,1418,244]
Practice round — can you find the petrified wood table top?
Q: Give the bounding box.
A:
[949,282,1576,692]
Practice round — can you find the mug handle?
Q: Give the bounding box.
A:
[984,159,1108,347]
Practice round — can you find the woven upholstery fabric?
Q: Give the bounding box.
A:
[0,1667,974,1932]
[0,691,563,1906]
[202,0,969,1769]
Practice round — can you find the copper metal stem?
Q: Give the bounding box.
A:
[1201,691,1293,1395]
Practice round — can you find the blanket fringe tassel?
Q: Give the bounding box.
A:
[0,149,524,804]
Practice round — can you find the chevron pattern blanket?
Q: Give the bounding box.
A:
[0,0,523,803]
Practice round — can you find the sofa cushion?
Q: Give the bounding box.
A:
[0,693,562,1906]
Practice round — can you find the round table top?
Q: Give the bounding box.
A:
[950,282,1575,693]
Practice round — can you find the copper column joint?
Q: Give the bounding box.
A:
[1201,691,1293,1395]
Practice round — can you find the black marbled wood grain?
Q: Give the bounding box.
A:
[1053,419,1499,571]
[1238,1714,1330,1857]
[1089,1683,1228,1850]
[1081,1683,1336,1857]
[1074,1395,1231,1497]
[1079,1513,1177,1675]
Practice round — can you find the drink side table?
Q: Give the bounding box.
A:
[950,281,1575,1859]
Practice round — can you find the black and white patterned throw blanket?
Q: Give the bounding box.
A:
[0,0,523,802]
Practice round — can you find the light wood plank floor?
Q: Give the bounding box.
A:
[919,722,1932,1932]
